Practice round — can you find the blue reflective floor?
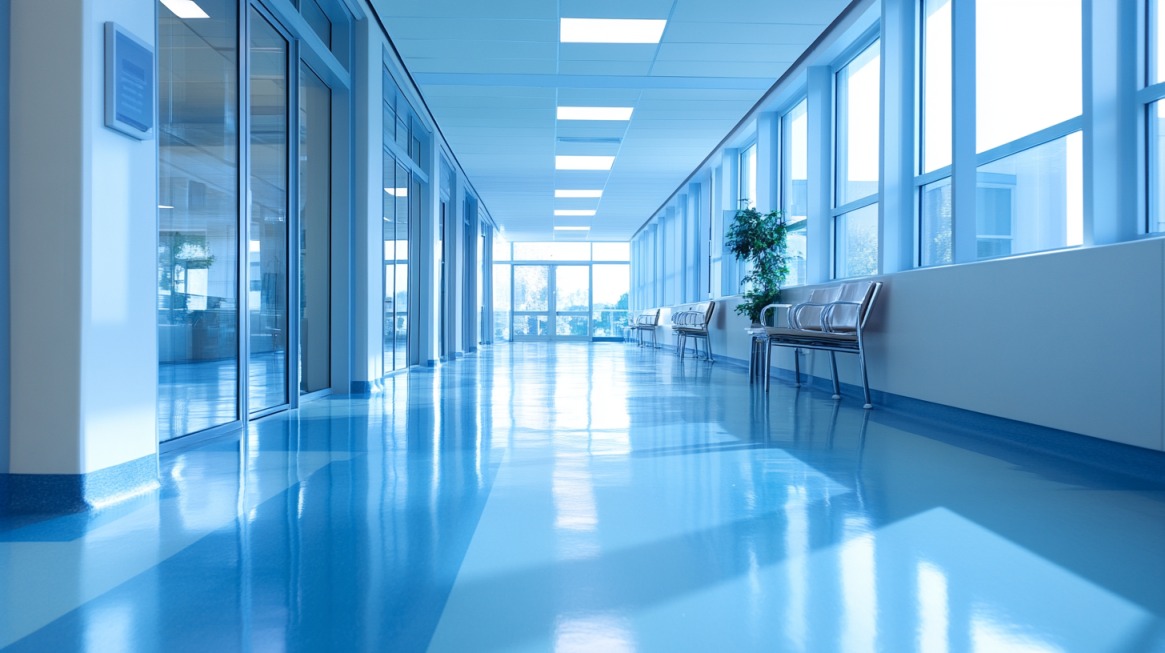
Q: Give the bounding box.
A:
[4,342,1165,652]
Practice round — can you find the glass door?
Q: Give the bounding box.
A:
[298,61,330,395]
[512,265,550,339]
[157,0,241,442]
[511,264,590,340]
[553,265,591,339]
[247,7,290,414]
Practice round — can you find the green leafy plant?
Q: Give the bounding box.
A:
[725,206,789,325]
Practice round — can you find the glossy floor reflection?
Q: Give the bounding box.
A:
[4,342,1165,652]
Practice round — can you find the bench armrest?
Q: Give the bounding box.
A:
[759,303,792,328]
[821,300,863,332]
[671,310,705,327]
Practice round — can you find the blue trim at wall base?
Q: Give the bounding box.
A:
[0,455,158,516]
[760,367,1165,482]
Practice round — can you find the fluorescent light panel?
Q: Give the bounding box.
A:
[555,155,615,171]
[161,0,209,18]
[557,106,633,121]
[554,226,591,231]
[555,189,603,198]
[384,187,408,196]
[560,18,666,44]
[554,209,596,217]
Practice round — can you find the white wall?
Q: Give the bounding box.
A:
[688,239,1165,452]
[10,0,158,474]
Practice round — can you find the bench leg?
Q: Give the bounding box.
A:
[829,351,841,400]
[858,347,873,409]
[764,341,773,392]
[705,334,713,363]
[793,347,801,387]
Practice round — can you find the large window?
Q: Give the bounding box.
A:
[781,98,808,285]
[974,0,1082,257]
[740,143,757,208]
[834,39,881,278]
[1148,0,1165,232]
[919,0,1082,264]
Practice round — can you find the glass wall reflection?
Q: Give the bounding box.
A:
[299,63,331,394]
[247,9,290,413]
[157,0,240,441]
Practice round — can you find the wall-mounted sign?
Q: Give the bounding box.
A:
[104,22,154,140]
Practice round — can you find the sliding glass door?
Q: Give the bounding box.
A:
[157,0,241,441]
[158,0,346,441]
[299,62,331,395]
[247,7,290,415]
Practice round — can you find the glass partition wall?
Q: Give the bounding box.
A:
[158,0,347,441]
[382,72,427,373]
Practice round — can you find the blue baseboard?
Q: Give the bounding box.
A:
[0,454,159,516]
[759,366,1165,482]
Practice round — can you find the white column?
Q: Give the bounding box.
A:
[951,0,978,262]
[352,20,382,389]
[8,0,158,503]
[1083,0,1139,245]
[880,0,916,274]
[756,113,778,213]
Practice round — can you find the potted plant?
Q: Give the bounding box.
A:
[725,205,789,325]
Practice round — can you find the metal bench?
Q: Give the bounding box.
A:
[671,301,715,361]
[760,281,882,408]
[629,309,660,347]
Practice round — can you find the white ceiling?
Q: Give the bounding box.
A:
[370,0,854,241]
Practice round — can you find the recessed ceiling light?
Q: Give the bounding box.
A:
[557,106,634,121]
[384,187,408,196]
[161,0,210,18]
[555,190,603,198]
[555,155,615,171]
[158,205,174,209]
[554,226,591,231]
[554,209,597,217]
[560,18,666,44]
